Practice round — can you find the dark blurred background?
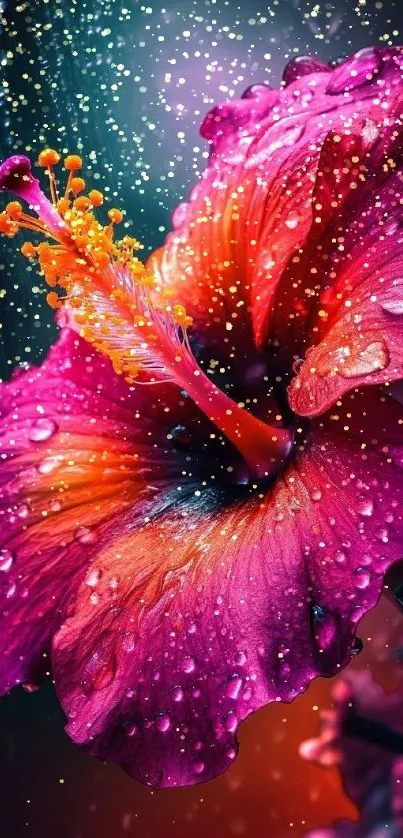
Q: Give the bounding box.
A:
[0,0,402,836]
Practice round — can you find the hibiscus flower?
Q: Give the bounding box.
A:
[301,670,403,837]
[0,46,403,789]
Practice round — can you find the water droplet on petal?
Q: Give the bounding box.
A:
[122,632,135,652]
[382,300,403,316]
[75,526,99,545]
[125,723,138,737]
[354,567,371,589]
[28,417,58,443]
[193,760,205,775]
[224,711,238,733]
[326,47,381,95]
[334,341,389,379]
[17,504,29,519]
[171,685,184,703]
[38,456,62,475]
[311,488,322,502]
[182,656,195,674]
[226,674,243,700]
[0,549,14,572]
[85,568,101,587]
[285,211,301,230]
[356,497,374,517]
[375,526,389,543]
[156,713,171,733]
[84,647,117,692]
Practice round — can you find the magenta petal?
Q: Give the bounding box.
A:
[151,47,403,358]
[325,47,382,95]
[0,328,188,694]
[52,389,403,788]
[0,155,32,193]
[288,123,403,416]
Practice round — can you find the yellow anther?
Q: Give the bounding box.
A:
[46,291,61,309]
[38,148,60,167]
[6,201,23,220]
[64,154,83,172]
[89,189,104,207]
[108,208,123,224]
[21,241,37,259]
[70,177,86,195]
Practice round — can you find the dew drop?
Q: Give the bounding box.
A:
[382,300,403,316]
[375,526,389,543]
[182,656,196,674]
[125,723,138,737]
[285,211,301,230]
[356,497,374,517]
[193,760,205,775]
[0,549,14,572]
[28,417,58,443]
[171,685,184,703]
[338,340,389,379]
[224,711,238,733]
[156,713,171,733]
[326,47,381,95]
[85,568,101,587]
[311,488,322,502]
[75,526,99,545]
[38,456,62,475]
[17,504,29,519]
[226,674,243,700]
[122,632,135,652]
[353,567,371,589]
[234,650,247,666]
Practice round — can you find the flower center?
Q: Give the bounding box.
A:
[0,150,293,480]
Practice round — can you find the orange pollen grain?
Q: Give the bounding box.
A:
[64,154,83,171]
[108,208,123,224]
[38,148,60,167]
[89,189,104,207]
[70,177,86,195]
[6,201,23,220]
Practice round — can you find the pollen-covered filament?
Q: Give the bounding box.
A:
[0,150,292,479]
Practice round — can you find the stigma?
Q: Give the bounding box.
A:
[0,149,293,480]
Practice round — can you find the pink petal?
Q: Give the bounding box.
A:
[149,48,403,357]
[289,122,403,416]
[52,388,403,787]
[0,328,191,693]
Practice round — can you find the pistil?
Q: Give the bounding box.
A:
[0,150,293,480]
